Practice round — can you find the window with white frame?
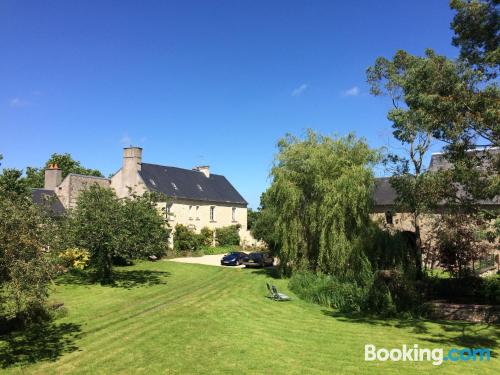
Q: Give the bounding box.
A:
[232,207,236,222]
[210,206,215,221]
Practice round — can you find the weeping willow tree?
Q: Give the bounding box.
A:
[267,130,380,278]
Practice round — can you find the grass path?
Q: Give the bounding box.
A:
[0,261,498,374]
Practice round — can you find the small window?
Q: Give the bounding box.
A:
[189,205,193,220]
[197,184,203,191]
[171,182,178,190]
[196,206,200,220]
[166,204,173,220]
[210,206,215,221]
[385,210,393,225]
[232,207,236,222]
[149,178,156,186]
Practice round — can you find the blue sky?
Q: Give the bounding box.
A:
[0,1,459,208]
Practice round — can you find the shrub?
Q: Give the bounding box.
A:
[361,223,416,276]
[365,270,420,316]
[364,279,396,316]
[483,276,500,305]
[199,227,214,247]
[289,268,422,316]
[174,224,202,253]
[201,245,236,255]
[216,225,240,246]
[423,274,499,304]
[434,213,490,278]
[288,271,367,313]
[59,248,91,270]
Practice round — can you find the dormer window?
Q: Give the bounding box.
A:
[171,182,178,190]
[149,178,156,186]
[197,184,203,191]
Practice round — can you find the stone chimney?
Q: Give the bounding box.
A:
[123,146,143,173]
[193,165,210,178]
[44,163,62,190]
[121,147,143,191]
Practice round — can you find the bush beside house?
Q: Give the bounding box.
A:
[173,224,242,255]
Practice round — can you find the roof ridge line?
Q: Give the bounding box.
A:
[141,162,223,177]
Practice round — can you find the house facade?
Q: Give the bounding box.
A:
[111,147,254,246]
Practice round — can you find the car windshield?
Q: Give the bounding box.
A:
[226,252,239,256]
[249,253,262,259]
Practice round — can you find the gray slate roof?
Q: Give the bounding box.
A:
[32,189,65,215]
[374,148,500,208]
[429,148,499,172]
[139,163,247,205]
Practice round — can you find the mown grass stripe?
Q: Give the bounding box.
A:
[3,261,498,375]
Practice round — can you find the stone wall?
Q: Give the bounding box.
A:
[370,211,500,271]
[111,168,148,198]
[425,301,500,324]
[56,174,110,209]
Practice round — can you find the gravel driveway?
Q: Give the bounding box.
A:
[167,254,244,268]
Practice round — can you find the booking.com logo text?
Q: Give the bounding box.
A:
[365,344,491,366]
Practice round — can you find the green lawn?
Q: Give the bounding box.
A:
[0,261,498,374]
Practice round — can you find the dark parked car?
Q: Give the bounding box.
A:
[242,252,274,268]
[220,251,248,266]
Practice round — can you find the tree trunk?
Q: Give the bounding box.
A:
[98,250,113,284]
[414,219,423,280]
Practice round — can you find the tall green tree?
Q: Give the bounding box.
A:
[0,183,59,324]
[120,192,171,259]
[265,130,379,278]
[0,168,29,197]
[367,0,499,278]
[67,186,169,283]
[67,186,121,283]
[451,0,499,76]
[367,48,498,149]
[367,51,452,278]
[246,208,258,231]
[251,192,281,253]
[26,153,103,188]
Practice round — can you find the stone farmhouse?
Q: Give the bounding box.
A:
[372,148,500,223]
[111,147,253,245]
[372,148,500,271]
[33,147,255,246]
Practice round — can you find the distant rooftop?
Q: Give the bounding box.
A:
[428,147,499,172]
[374,148,499,209]
[32,188,65,215]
